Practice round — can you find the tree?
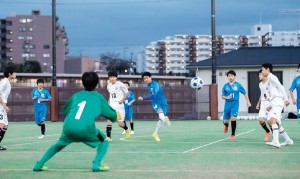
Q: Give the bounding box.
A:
[0,60,42,73]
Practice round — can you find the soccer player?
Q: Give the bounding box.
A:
[221,70,251,140]
[0,66,16,151]
[255,70,271,141]
[122,81,135,134]
[261,63,293,148]
[106,71,130,142]
[289,64,300,118]
[33,71,121,172]
[32,79,52,139]
[137,72,171,142]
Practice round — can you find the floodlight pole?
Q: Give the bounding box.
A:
[52,0,57,86]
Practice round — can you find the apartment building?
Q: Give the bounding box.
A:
[0,10,68,73]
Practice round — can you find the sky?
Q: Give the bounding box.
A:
[0,0,299,60]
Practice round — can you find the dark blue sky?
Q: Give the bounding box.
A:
[0,0,299,59]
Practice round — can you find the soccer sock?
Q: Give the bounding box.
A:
[0,128,7,143]
[41,123,46,135]
[223,121,229,127]
[231,121,236,135]
[260,122,270,133]
[154,120,163,133]
[123,121,128,130]
[94,140,109,165]
[158,113,166,121]
[106,125,112,138]
[130,122,134,131]
[271,124,279,143]
[38,143,65,165]
[279,127,291,141]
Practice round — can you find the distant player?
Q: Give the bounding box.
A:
[122,81,135,135]
[289,64,300,118]
[106,71,130,142]
[255,70,271,141]
[33,71,121,172]
[32,79,52,139]
[138,72,171,142]
[261,63,293,148]
[0,67,16,151]
[221,70,251,140]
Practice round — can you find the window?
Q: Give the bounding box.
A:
[257,27,261,31]
[19,19,27,23]
[43,45,50,49]
[43,54,50,58]
[19,27,27,32]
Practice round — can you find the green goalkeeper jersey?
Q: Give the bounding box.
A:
[62,90,117,140]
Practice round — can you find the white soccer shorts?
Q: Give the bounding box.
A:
[0,105,8,125]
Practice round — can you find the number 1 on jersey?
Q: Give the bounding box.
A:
[75,101,86,120]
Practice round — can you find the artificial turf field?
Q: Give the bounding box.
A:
[0,120,299,179]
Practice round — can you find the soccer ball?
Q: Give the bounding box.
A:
[190,77,204,90]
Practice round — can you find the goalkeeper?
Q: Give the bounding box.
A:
[33,71,121,172]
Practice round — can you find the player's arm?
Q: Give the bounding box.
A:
[240,85,251,108]
[119,83,129,104]
[270,74,289,105]
[256,97,261,110]
[0,81,9,112]
[221,85,231,100]
[32,89,37,100]
[98,94,118,122]
[129,93,136,106]
[289,79,296,105]
[39,90,52,102]
[142,83,159,100]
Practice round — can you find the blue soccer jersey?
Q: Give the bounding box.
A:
[222,81,246,120]
[143,80,168,114]
[289,76,300,116]
[124,90,135,120]
[32,88,52,107]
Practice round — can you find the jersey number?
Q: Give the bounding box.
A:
[75,101,86,120]
[111,93,116,98]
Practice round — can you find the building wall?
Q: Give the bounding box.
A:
[1,10,68,73]
[196,66,298,117]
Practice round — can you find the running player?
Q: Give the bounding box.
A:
[255,70,271,141]
[106,71,130,142]
[261,63,293,148]
[32,79,52,139]
[138,72,171,142]
[122,81,135,134]
[0,66,16,151]
[221,70,252,140]
[289,64,300,118]
[33,71,121,172]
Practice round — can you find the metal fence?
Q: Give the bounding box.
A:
[7,85,210,122]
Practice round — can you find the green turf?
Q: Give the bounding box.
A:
[0,120,299,179]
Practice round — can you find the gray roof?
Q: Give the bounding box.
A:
[188,46,300,69]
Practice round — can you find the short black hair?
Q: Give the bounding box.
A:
[37,79,44,84]
[258,69,262,73]
[108,71,118,78]
[123,81,130,86]
[298,64,300,68]
[142,72,152,79]
[226,70,236,76]
[262,63,273,73]
[82,71,99,91]
[3,66,15,78]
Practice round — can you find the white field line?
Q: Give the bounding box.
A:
[183,129,256,153]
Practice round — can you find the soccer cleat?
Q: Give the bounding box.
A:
[33,161,48,171]
[264,132,270,141]
[266,141,281,148]
[121,130,125,135]
[224,126,228,134]
[92,161,110,172]
[38,135,44,139]
[0,146,7,150]
[280,139,294,146]
[230,135,235,140]
[125,129,131,138]
[164,116,171,126]
[130,131,135,134]
[152,132,160,142]
[106,137,112,143]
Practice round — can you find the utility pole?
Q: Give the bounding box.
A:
[52,0,57,86]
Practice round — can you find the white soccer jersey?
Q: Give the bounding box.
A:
[107,81,128,104]
[259,81,270,101]
[266,73,288,101]
[0,78,11,104]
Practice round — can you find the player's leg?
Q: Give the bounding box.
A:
[297,101,300,118]
[266,104,282,148]
[39,106,47,138]
[128,107,134,133]
[277,115,293,146]
[222,104,231,134]
[84,130,110,172]
[161,104,171,126]
[258,105,270,141]
[0,108,8,150]
[229,101,239,140]
[106,120,113,142]
[33,135,72,171]
[116,107,131,138]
